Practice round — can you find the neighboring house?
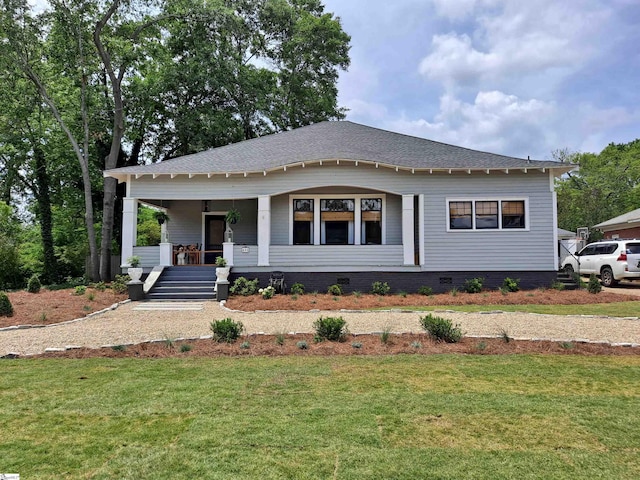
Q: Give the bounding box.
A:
[593,207,640,239]
[104,121,571,292]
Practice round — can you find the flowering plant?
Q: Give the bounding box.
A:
[258,286,275,299]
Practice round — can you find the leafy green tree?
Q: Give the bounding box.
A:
[0,202,24,289]
[555,140,640,236]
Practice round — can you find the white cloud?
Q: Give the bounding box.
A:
[419,0,609,90]
[386,91,555,157]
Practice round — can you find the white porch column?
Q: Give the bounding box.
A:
[258,195,271,266]
[223,242,234,266]
[402,195,415,265]
[121,197,138,266]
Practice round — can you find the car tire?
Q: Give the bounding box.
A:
[563,265,574,275]
[600,267,617,287]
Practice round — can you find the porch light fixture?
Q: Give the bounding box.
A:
[202,200,209,212]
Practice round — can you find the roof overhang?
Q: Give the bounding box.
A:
[104,158,575,184]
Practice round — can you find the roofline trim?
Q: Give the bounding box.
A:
[105,158,573,183]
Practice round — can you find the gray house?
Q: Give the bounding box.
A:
[105,121,571,293]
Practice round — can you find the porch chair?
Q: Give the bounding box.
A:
[268,271,286,294]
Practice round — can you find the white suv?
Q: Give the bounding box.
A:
[561,239,640,287]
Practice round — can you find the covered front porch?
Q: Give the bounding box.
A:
[121,191,424,272]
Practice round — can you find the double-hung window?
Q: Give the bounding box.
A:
[448,199,527,230]
[293,199,314,244]
[321,199,354,245]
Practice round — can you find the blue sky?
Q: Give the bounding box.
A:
[321,0,640,160]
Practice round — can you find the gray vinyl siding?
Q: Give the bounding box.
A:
[270,194,289,245]
[233,245,258,267]
[385,194,402,244]
[422,175,555,271]
[270,245,403,266]
[165,201,201,246]
[131,246,160,267]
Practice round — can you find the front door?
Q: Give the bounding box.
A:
[205,215,225,264]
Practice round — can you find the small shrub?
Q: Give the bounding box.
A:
[38,312,47,322]
[313,316,348,342]
[327,284,343,296]
[240,341,250,349]
[296,340,308,350]
[290,282,305,295]
[550,281,565,291]
[0,292,14,317]
[111,275,130,294]
[87,292,95,301]
[27,274,41,294]
[499,329,511,343]
[74,285,87,296]
[259,286,275,299]
[180,344,192,353]
[410,341,422,349]
[418,285,433,296]
[111,345,126,352]
[210,317,244,343]
[398,290,408,298]
[380,326,392,345]
[420,314,463,343]
[83,305,92,312]
[501,277,520,293]
[164,336,175,349]
[476,341,487,352]
[291,293,298,301]
[91,281,107,291]
[560,341,574,350]
[275,333,285,346]
[352,290,362,298]
[230,277,259,296]
[351,341,363,349]
[450,287,458,296]
[371,281,390,296]
[587,273,602,294]
[464,277,484,294]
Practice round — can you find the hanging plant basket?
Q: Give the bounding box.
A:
[225,208,241,225]
[153,210,170,225]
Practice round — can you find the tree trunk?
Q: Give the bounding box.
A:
[33,146,58,284]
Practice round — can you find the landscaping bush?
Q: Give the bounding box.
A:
[27,274,41,294]
[464,277,484,293]
[0,291,13,317]
[588,273,602,294]
[230,277,259,296]
[313,316,348,342]
[259,285,275,299]
[327,284,343,296]
[111,275,130,294]
[290,282,305,295]
[370,281,390,296]
[210,317,244,343]
[420,313,463,343]
[74,285,87,296]
[501,277,520,293]
[418,285,433,296]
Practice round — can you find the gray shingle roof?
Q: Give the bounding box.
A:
[105,121,569,178]
[594,207,640,229]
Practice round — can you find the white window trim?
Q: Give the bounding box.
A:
[289,194,386,245]
[445,197,530,232]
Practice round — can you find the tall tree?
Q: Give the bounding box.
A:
[555,140,640,235]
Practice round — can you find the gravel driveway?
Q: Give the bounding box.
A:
[1,300,639,356]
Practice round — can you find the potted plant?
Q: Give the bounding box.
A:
[126,255,143,282]
[153,210,170,225]
[215,256,230,282]
[225,208,241,225]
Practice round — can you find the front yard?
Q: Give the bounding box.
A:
[1,355,639,479]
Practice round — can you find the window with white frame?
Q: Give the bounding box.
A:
[448,199,527,230]
[290,194,386,245]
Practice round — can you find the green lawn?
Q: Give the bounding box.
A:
[1,356,639,479]
[389,301,640,317]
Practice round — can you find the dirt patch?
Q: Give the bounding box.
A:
[34,333,639,359]
[1,288,127,329]
[226,289,638,311]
